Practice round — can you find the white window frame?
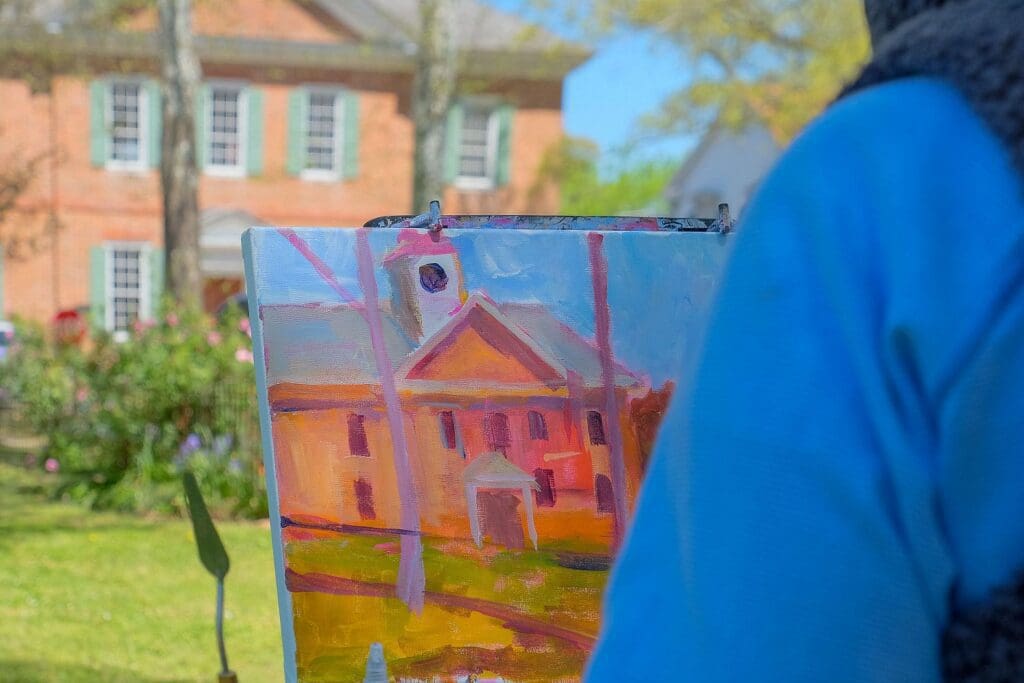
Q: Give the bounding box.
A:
[454,100,500,191]
[205,81,248,178]
[103,241,152,340]
[105,78,149,173]
[301,86,346,182]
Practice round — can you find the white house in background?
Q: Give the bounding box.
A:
[666,124,782,220]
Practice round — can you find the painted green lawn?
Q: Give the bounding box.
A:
[0,443,283,683]
[287,534,608,634]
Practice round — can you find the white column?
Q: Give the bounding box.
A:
[465,483,482,547]
[522,485,538,550]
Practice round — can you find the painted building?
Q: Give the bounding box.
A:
[264,230,651,550]
[0,0,587,327]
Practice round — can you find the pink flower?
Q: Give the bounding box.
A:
[44,458,60,473]
[165,313,180,327]
[75,387,89,402]
[206,331,222,346]
[234,348,254,363]
[133,319,155,336]
[238,317,251,336]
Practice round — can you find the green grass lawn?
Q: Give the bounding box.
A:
[0,442,283,683]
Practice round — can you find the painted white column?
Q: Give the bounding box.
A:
[522,485,538,550]
[465,483,482,547]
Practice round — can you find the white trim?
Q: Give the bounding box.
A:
[104,78,149,173]
[204,82,247,178]
[299,86,346,182]
[454,101,499,191]
[394,293,568,382]
[103,241,152,336]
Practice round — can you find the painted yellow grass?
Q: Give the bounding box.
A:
[285,534,603,681]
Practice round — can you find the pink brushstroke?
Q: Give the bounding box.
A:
[381,228,458,263]
[588,233,629,550]
[278,228,365,309]
[355,229,426,613]
[277,227,426,613]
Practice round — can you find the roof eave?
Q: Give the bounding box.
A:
[0,27,589,79]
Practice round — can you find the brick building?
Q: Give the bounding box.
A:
[0,0,586,329]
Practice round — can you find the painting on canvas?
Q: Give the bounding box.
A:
[243,218,729,682]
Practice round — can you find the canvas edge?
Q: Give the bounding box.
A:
[242,226,299,683]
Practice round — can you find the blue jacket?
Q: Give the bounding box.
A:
[587,77,1024,681]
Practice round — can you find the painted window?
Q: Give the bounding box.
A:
[439,411,458,450]
[587,410,607,446]
[105,244,151,334]
[108,81,146,168]
[348,413,370,456]
[419,263,449,293]
[304,90,343,177]
[595,473,614,513]
[456,104,499,188]
[354,478,376,520]
[207,85,245,174]
[527,411,548,441]
[484,412,511,452]
[534,468,556,507]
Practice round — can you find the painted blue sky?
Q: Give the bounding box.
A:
[248,228,728,384]
[482,0,697,164]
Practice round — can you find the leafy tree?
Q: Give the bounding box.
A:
[531,136,676,215]
[546,0,870,142]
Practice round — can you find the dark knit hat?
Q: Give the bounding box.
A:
[863,0,952,44]
[842,1,1024,178]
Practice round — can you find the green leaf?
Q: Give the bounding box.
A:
[183,471,230,580]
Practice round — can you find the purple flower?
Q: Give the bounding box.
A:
[179,433,201,457]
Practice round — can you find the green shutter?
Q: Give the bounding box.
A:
[146,80,162,168]
[342,91,360,180]
[90,246,107,329]
[495,104,513,187]
[286,88,307,176]
[246,88,264,176]
[444,100,464,183]
[149,247,165,319]
[195,85,209,170]
[89,80,108,167]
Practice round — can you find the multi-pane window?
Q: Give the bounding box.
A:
[527,411,548,441]
[106,245,148,333]
[348,413,370,456]
[208,86,244,172]
[354,478,376,520]
[305,91,341,175]
[534,468,556,507]
[439,411,458,450]
[587,411,607,446]
[457,105,496,184]
[108,82,145,167]
[483,412,511,453]
[595,474,614,513]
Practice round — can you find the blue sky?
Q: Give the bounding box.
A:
[249,228,728,385]
[482,0,697,165]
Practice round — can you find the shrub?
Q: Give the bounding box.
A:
[0,304,266,518]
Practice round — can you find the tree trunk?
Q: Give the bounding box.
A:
[411,0,457,213]
[158,0,202,309]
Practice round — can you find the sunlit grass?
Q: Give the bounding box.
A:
[0,444,283,683]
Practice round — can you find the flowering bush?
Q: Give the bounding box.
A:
[0,304,266,518]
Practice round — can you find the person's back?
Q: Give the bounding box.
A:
[587,2,1024,680]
